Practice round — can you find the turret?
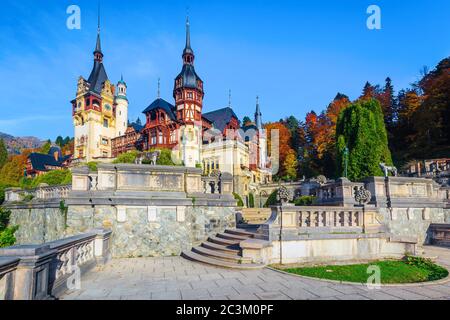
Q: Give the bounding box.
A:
[115,75,128,137]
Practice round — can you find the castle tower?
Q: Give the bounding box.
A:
[115,75,128,137]
[255,96,267,169]
[173,17,204,167]
[72,16,118,161]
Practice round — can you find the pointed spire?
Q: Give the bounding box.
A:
[182,14,194,64]
[94,1,103,62]
[228,89,232,108]
[255,95,262,129]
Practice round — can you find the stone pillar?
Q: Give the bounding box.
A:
[0,245,55,300]
[92,229,112,265]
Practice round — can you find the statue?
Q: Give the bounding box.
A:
[379,163,398,177]
[354,186,371,205]
[134,150,161,165]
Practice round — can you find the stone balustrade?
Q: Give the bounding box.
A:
[4,185,71,203]
[0,229,111,300]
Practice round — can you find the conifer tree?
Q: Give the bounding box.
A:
[336,99,393,180]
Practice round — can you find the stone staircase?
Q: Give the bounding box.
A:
[182,228,265,269]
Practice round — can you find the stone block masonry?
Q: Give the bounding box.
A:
[4,164,237,258]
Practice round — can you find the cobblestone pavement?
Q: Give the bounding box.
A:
[61,246,450,300]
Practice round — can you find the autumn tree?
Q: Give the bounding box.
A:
[336,99,393,180]
[265,122,296,179]
[283,149,298,180]
[0,139,7,169]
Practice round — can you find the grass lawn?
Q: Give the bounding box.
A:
[275,256,449,284]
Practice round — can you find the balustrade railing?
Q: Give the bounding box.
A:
[297,208,363,228]
[4,184,71,202]
[0,229,111,300]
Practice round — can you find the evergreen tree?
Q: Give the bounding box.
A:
[336,99,393,181]
[0,139,7,169]
[242,116,252,125]
[55,136,64,147]
[40,140,52,154]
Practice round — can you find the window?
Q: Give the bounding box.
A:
[102,151,108,157]
[101,138,109,146]
[187,92,193,99]
[158,131,163,144]
[103,119,109,128]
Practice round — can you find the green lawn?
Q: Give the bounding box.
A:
[276,257,448,284]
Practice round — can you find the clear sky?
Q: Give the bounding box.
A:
[0,0,449,139]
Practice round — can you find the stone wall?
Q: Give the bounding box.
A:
[9,206,66,245]
[65,205,235,258]
[378,207,449,245]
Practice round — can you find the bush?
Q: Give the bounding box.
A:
[294,196,316,206]
[404,255,449,281]
[248,193,255,208]
[0,183,7,205]
[0,226,18,248]
[30,169,72,188]
[148,148,178,166]
[0,207,18,248]
[87,162,98,172]
[264,189,279,208]
[233,193,244,207]
[113,150,139,164]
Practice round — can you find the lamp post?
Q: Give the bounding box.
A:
[277,186,294,265]
[343,146,349,178]
[354,186,371,234]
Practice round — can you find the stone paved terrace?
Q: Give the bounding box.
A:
[61,246,450,300]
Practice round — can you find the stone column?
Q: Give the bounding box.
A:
[0,245,56,300]
[92,229,112,265]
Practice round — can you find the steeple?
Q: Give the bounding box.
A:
[255,96,262,129]
[94,4,103,63]
[182,16,194,65]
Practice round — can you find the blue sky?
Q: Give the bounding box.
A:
[0,0,449,140]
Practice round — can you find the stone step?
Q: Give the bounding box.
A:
[208,236,241,246]
[192,246,252,263]
[224,228,257,238]
[217,232,250,241]
[201,241,240,254]
[181,251,265,270]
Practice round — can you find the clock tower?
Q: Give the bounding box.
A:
[173,17,204,167]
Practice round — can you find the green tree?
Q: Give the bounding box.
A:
[0,138,7,169]
[336,99,393,181]
[248,193,255,208]
[233,193,244,207]
[55,136,64,147]
[30,169,72,188]
[242,116,252,126]
[40,140,52,154]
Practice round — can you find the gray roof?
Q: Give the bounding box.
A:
[203,107,240,132]
[142,98,177,121]
[175,64,202,89]
[87,61,108,94]
[28,146,70,172]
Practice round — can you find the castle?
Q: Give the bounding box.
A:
[72,18,272,199]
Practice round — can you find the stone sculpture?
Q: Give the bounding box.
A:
[379,163,398,177]
[135,150,161,165]
[277,186,294,205]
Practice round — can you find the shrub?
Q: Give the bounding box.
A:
[248,193,255,208]
[113,150,139,164]
[264,189,279,208]
[147,148,178,166]
[233,193,244,207]
[87,162,98,172]
[30,169,72,188]
[294,196,317,206]
[0,226,18,248]
[0,207,18,248]
[404,255,449,281]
